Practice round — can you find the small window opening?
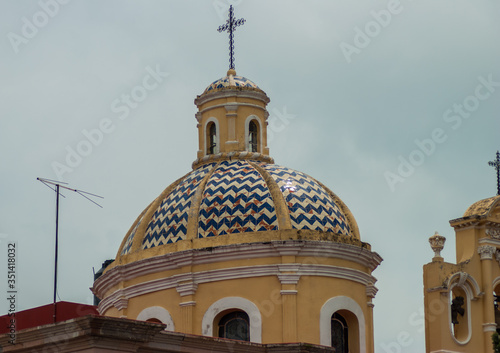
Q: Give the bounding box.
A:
[207,122,217,154]
[218,311,250,341]
[331,313,348,353]
[248,120,258,152]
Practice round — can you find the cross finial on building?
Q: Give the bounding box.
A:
[217,5,245,70]
[488,151,500,195]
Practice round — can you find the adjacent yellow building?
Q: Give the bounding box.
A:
[92,68,382,353]
[424,195,500,353]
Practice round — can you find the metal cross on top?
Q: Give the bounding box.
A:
[217,5,245,70]
[489,151,500,195]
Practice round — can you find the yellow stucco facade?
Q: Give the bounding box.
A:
[95,231,379,348]
[424,195,500,353]
[92,69,382,353]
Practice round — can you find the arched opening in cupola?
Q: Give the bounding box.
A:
[248,120,259,152]
[206,121,218,155]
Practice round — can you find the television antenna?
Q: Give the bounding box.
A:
[37,177,103,323]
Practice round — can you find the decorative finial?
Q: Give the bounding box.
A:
[488,151,500,196]
[217,5,245,70]
[429,231,446,260]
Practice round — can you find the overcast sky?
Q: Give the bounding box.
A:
[1,1,499,352]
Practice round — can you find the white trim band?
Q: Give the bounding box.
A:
[94,240,382,298]
[98,263,377,314]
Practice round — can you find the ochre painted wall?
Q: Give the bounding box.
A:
[424,196,500,353]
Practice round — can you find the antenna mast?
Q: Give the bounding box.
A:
[37,177,103,323]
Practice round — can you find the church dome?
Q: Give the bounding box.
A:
[94,10,382,349]
[202,69,262,94]
[117,159,359,261]
[463,195,500,218]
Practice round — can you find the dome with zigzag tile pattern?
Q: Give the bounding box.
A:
[111,68,362,264]
[117,159,359,259]
[202,69,262,95]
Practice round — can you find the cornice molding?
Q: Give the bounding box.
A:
[278,264,300,272]
[451,220,500,232]
[199,102,267,115]
[192,151,274,169]
[195,89,270,106]
[94,240,382,299]
[273,243,303,256]
[98,262,377,314]
[449,219,480,230]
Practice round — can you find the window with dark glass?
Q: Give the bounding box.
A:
[248,120,258,152]
[207,122,217,154]
[218,311,250,341]
[331,313,348,353]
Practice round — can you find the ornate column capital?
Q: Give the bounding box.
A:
[478,245,496,260]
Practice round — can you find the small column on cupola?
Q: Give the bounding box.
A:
[223,71,239,151]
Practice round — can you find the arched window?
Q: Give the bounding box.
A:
[320,296,365,350]
[445,272,481,345]
[331,313,348,353]
[202,296,262,343]
[136,306,175,331]
[217,311,250,341]
[248,120,258,152]
[207,122,217,154]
